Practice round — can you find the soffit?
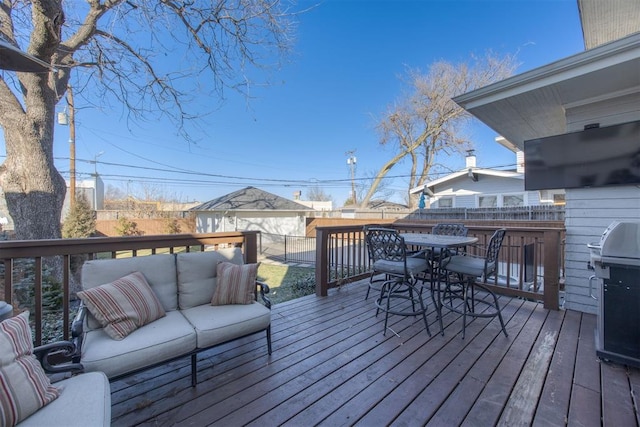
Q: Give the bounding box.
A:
[453,33,640,150]
[579,0,640,49]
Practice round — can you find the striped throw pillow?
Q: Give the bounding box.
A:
[78,271,166,340]
[0,311,60,427]
[211,262,259,305]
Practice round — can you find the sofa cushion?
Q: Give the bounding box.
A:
[181,303,271,349]
[81,311,197,379]
[77,271,166,340]
[0,312,60,427]
[82,254,178,313]
[17,372,111,427]
[211,262,259,305]
[176,248,245,309]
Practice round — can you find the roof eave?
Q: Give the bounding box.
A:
[453,32,640,109]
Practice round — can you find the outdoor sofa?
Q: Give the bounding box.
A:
[71,247,272,386]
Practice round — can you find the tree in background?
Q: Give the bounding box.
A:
[306,186,333,202]
[62,194,96,238]
[360,52,518,208]
[0,1,297,240]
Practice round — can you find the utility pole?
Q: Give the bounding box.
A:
[58,86,76,209]
[346,150,357,205]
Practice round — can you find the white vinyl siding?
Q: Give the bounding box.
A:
[561,96,640,314]
[563,186,640,314]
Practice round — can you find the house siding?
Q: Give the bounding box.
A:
[563,186,640,314]
[195,211,305,238]
[562,97,640,314]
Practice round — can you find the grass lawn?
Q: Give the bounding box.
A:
[257,263,315,305]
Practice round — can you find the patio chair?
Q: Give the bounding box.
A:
[440,228,508,339]
[364,227,432,336]
[0,311,111,426]
[430,222,469,260]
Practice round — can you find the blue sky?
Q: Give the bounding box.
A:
[49,0,585,206]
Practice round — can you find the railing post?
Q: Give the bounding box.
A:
[243,231,258,264]
[543,229,561,310]
[315,228,329,297]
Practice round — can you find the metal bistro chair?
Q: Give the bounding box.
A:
[364,227,431,336]
[364,225,391,300]
[364,225,426,300]
[440,228,508,339]
[430,223,469,260]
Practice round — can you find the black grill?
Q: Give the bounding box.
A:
[589,220,640,368]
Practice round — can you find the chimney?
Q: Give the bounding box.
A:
[465,150,476,168]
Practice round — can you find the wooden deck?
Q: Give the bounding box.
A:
[110,279,640,426]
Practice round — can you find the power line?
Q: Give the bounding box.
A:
[53,155,519,189]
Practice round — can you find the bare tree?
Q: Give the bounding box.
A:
[104,184,126,202]
[360,52,518,209]
[0,0,297,240]
[306,186,332,202]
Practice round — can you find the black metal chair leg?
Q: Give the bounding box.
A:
[430,282,444,336]
[462,280,468,339]
[417,290,431,337]
[481,284,508,338]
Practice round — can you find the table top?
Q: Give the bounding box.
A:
[400,233,478,248]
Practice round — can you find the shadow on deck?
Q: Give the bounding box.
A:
[110,278,640,426]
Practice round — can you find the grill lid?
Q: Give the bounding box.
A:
[599,220,640,260]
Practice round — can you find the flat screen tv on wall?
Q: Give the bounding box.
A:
[524,120,640,191]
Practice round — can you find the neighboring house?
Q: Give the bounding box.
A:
[190,186,312,239]
[296,200,333,211]
[452,0,640,314]
[62,177,104,213]
[409,150,565,209]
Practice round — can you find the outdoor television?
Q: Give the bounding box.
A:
[524,120,640,191]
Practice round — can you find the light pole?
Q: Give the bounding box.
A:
[346,150,357,205]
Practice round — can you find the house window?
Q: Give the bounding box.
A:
[437,197,453,208]
[553,194,566,205]
[478,195,497,207]
[503,194,524,207]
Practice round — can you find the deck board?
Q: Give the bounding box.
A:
[108,279,640,427]
[532,308,580,426]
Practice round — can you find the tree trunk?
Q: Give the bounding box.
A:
[0,114,65,240]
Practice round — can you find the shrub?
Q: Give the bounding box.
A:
[62,195,96,238]
[115,217,144,236]
[164,218,182,234]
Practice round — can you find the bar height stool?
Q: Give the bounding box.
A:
[364,227,432,336]
[440,228,508,339]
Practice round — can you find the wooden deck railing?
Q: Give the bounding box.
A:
[0,231,259,345]
[314,223,565,310]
